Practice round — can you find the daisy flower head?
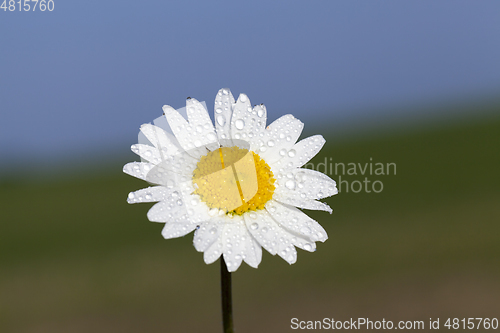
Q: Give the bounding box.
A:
[124,88,338,272]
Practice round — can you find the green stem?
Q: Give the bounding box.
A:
[220,258,234,333]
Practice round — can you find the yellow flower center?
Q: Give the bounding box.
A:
[192,146,275,215]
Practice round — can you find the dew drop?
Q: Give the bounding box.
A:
[249,212,257,219]
[234,133,241,139]
[267,140,275,147]
[257,109,264,117]
[196,125,203,133]
[250,223,258,230]
[287,149,296,157]
[285,180,296,190]
[279,149,287,156]
[235,119,245,130]
[300,226,311,235]
[217,115,226,126]
[128,192,135,200]
[209,227,217,235]
[317,191,323,198]
[207,132,216,141]
[215,108,223,114]
[261,227,268,233]
[145,193,152,200]
[239,94,247,102]
[176,199,183,206]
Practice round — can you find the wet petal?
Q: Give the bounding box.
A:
[257,114,304,164]
[270,135,325,171]
[127,186,171,204]
[193,220,224,252]
[230,94,267,149]
[123,162,155,182]
[265,200,328,242]
[162,222,197,239]
[214,88,235,145]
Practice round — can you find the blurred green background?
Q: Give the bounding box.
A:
[1,104,499,332]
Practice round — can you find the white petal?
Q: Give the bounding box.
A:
[145,151,198,185]
[222,219,247,272]
[123,162,155,182]
[243,210,280,255]
[243,235,262,269]
[273,168,337,212]
[243,209,316,263]
[127,186,171,204]
[265,200,328,243]
[161,222,197,239]
[163,102,217,155]
[131,144,163,164]
[139,124,182,157]
[214,88,235,145]
[276,233,298,264]
[256,115,304,165]
[273,193,332,213]
[229,94,267,148]
[270,135,325,171]
[193,220,223,252]
[186,98,219,150]
[147,199,190,223]
[204,237,223,264]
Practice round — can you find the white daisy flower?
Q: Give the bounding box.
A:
[123,88,338,272]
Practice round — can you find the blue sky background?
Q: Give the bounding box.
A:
[1,0,499,165]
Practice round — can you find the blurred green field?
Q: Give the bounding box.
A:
[1,113,499,332]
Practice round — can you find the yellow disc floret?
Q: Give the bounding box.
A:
[192,146,275,215]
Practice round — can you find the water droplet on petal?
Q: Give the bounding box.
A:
[257,109,264,117]
[207,132,216,141]
[235,119,245,130]
[176,199,183,206]
[300,226,311,235]
[287,149,296,157]
[267,140,275,147]
[128,192,135,199]
[217,115,226,126]
[209,227,217,235]
[196,125,203,133]
[239,94,247,102]
[279,149,287,156]
[261,227,268,233]
[304,243,312,251]
[215,108,223,114]
[250,223,258,230]
[285,180,296,190]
